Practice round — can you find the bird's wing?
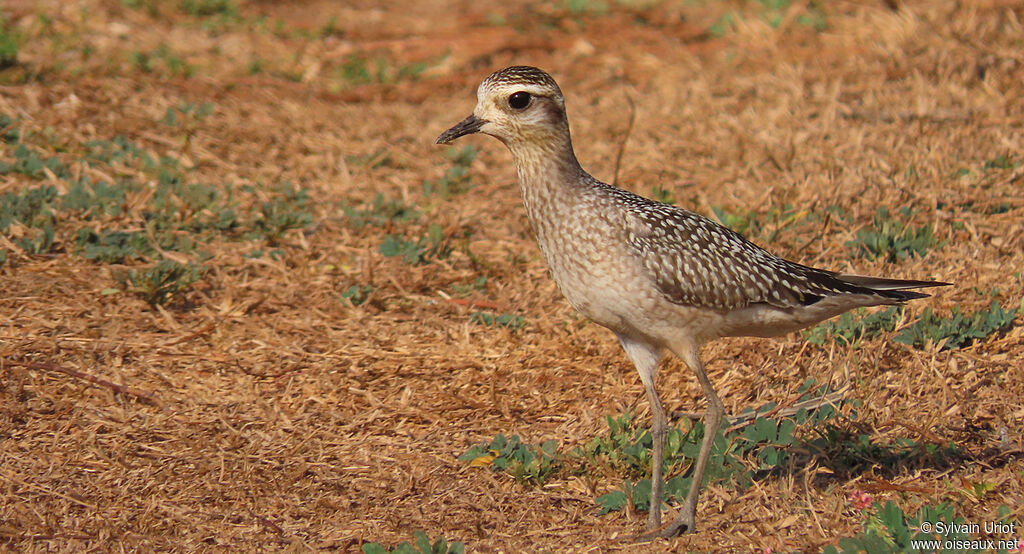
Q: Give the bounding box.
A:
[622,202,862,310]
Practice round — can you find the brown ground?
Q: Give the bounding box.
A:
[1,0,1022,552]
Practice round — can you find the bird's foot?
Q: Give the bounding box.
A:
[632,503,696,542]
[646,504,662,530]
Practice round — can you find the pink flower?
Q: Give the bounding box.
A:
[846,490,872,511]
[1010,538,1024,553]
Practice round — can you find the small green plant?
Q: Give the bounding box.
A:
[469,311,524,330]
[759,0,827,31]
[163,101,214,127]
[75,229,154,263]
[116,260,205,306]
[378,224,451,265]
[0,113,19,142]
[802,423,959,475]
[709,1,826,36]
[650,185,676,205]
[824,501,1018,554]
[335,54,428,88]
[462,379,850,515]
[847,207,940,262]
[132,45,196,78]
[459,434,560,486]
[250,184,314,241]
[341,284,373,306]
[712,203,818,243]
[60,179,132,218]
[121,0,158,13]
[0,143,69,178]
[712,205,758,236]
[0,186,58,231]
[0,15,19,69]
[563,0,609,16]
[894,301,1017,351]
[423,146,477,199]
[594,381,844,513]
[178,0,238,17]
[983,153,1016,170]
[0,185,59,256]
[805,306,904,346]
[451,276,488,296]
[708,12,738,37]
[361,531,464,554]
[343,193,419,228]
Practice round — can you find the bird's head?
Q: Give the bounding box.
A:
[436,66,570,150]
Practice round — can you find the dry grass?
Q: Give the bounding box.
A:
[1,0,1022,551]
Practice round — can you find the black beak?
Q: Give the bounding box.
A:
[436,114,485,144]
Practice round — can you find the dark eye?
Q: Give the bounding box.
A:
[508,91,531,110]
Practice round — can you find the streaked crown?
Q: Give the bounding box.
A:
[481,66,562,95]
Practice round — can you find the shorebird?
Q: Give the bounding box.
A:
[435,65,948,540]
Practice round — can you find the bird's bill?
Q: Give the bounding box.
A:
[436,114,485,144]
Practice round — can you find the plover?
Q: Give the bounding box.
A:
[436,65,948,539]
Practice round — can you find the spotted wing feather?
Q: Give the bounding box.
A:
[618,193,923,310]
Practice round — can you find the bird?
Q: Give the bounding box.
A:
[435,66,949,540]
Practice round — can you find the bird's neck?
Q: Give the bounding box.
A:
[505,133,592,247]
[510,133,585,204]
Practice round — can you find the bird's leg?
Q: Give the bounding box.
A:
[642,374,667,530]
[643,345,725,539]
[615,334,666,531]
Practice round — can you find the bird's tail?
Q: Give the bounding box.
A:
[837,274,951,301]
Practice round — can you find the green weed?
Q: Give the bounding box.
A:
[346,149,394,169]
[115,260,205,306]
[983,153,1017,170]
[459,434,560,486]
[0,15,19,69]
[825,501,1017,554]
[847,207,941,262]
[343,193,419,228]
[469,311,524,330]
[820,431,957,473]
[894,301,1017,351]
[335,54,428,88]
[378,224,451,264]
[361,531,464,554]
[0,185,58,231]
[563,0,610,16]
[132,45,196,78]
[0,186,59,255]
[179,0,238,18]
[250,184,314,242]
[0,143,69,178]
[589,406,801,513]
[451,276,488,296]
[341,284,373,306]
[805,306,904,346]
[162,101,214,127]
[75,229,154,263]
[0,115,313,271]
[1,113,19,142]
[709,0,826,36]
[712,203,817,243]
[650,185,676,205]
[423,146,477,199]
[463,379,853,514]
